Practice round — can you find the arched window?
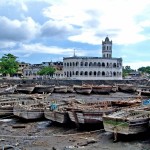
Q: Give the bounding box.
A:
[102,62,105,67]
[80,62,83,67]
[85,62,88,66]
[70,71,72,77]
[102,71,105,76]
[85,71,88,76]
[89,71,92,76]
[76,62,79,66]
[80,71,83,76]
[70,62,72,66]
[94,71,96,76]
[107,62,109,67]
[97,62,101,67]
[67,72,69,77]
[76,71,79,75]
[113,63,116,68]
[73,62,75,66]
[113,72,116,76]
[93,62,97,66]
[67,63,69,66]
[97,71,101,76]
[89,62,92,66]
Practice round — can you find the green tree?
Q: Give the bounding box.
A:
[122,66,135,77]
[138,66,150,74]
[37,66,56,77]
[0,53,19,76]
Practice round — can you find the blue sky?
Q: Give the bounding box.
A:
[0,0,150,70]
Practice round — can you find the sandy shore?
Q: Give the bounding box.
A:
[0,92,150,150]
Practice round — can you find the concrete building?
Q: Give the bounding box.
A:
[63,37,122,80]
[22,61,63,79]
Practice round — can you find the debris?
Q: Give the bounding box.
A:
[12,125,26,128]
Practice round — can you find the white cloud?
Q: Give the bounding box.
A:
[0,41,16,49]
[41,20,75,38]
[42,0,150,45]
[0,16,40,41]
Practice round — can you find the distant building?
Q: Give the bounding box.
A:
[22,61,63,78]
[63,37,122,80]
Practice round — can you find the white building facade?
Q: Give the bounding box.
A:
[63,37,122,80]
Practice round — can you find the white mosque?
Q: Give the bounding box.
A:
[63,37,122,80]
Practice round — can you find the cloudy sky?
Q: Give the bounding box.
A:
[0,0,150,70]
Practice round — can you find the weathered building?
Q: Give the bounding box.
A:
[63,37,122,80]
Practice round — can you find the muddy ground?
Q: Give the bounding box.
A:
[0,92,150,150]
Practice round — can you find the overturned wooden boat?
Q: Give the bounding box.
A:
[54,86,68,93]
[66,101,116,126]
[92,85,112,94]
[13,103,45,120]
[117,84,137,93]
[33,84,55,94]
[16,84,35,94]
[103,108,150,135]
[73,85,92,94]
[44,102,70,124]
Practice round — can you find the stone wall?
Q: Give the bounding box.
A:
[0,79,149,86]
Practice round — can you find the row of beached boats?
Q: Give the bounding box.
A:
[1,83,150,95]
[1,93,150,139]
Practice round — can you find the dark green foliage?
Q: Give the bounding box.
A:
[0,53,19,76]
[122,66,135,77]
[138,66,150,74]
[37,66,56,76]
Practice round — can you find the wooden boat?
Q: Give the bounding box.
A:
[54,86,68,93]
[117,84,137,93]
[44,102,70,124]
[92,85,112,94]
[16,84,35,94]
[66,101,116,126]
[0,100,18,116]
[111,85,118,93]
[136,86,150,96]
[73,85,92,94]
[67,86,75,93]
[103,108,149,135]
[13,103,45,120]
[33,84,55,94]
[0,85,17,95]
[111,98,142,107]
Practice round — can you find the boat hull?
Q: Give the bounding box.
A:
[16,84,35,94]
[54,86,68,93]
[74,86,92,94]
[33,85,55,94]
[92,86,112,94]
[13,105,44,120]
[103,117,149,135]
[0,106,13,116]
[68,109,115,125]
[44,109,70,123]
[118,84,136,93]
